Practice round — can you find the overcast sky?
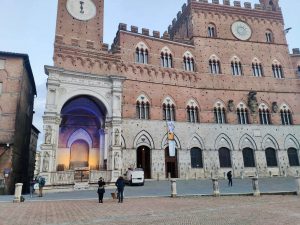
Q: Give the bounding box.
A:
[0,0,299,148]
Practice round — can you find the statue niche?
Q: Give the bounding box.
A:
[248,91,258,113]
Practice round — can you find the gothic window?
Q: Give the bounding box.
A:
[280,105,293,125]
[259,104,271,125]
[136,95,150,120]
[209,59,221,74]
[252,59,263,77]
[208,24,216,37]
[231,57,243,76]
[288,148,300,167]
[265,148,278,167]
[160,48,173,68]
[214,102,226,124]
[236,103,249,125]
[265,30,273,43]
[191,147,203,168]
[219,147,232,168]
[272,60,284,79]
[135,42,148,64]
[183,52,195,72]
[243,148,255,167]
[186,100,199,123]
[162,98,176,121]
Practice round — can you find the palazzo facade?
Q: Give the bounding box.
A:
[39,0,300,187]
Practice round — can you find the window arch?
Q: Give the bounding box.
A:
[186,99,199,123]
[280,104,293,125]
[231,56,243,76]
[160,47,173,68]
[265,30,273,43]
[265,148,278,167]
[135,42,148,64]
[183,51,195,72]
[136,95,150,120]
[259,104,271,125]
[272,60,284,79]
[209,55,221,74]
[191,147,203,168]
[162,97,176,121]
[236,102,249,125]
[288,148,300,167]
[252,58,263,77]
[242,148,255,167]
[214,101,226,124]
[219,147,232,168]
[208,24,217,37]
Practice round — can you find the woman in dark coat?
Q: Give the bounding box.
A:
[115,176,125,203]
[97,177,106,203]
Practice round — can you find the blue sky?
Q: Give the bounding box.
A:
[0,0,299,147]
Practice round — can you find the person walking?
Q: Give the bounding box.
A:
[29,178,36,198]
[38,176,46,197]
[227,171,233,187]
[115,176,125,203]
[97,177,106,203]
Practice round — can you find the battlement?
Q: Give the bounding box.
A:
[292,48,300,55]
[116,23,193,46]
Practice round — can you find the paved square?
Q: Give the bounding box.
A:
[1,195,300,225]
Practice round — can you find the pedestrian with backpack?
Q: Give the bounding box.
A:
[38,176,46,197]
[227,171,233,187]
[115,176,125,203]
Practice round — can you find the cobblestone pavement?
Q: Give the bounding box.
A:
[1,195,300,225]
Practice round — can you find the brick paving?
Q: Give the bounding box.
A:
[1,196,300,225]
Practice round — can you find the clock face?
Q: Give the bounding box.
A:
[66,0,96,21]
[231,21,252,41]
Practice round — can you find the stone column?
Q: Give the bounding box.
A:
[212,178,220,197]
[296,177,300,196]
[252,177,260,197]
[171,179,177,198]
[13,183,23,203]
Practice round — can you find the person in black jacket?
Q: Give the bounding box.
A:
[115,176,125,203]
[97,177,106,203]
[227,171,233,187]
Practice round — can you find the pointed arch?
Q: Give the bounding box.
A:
[215,133,234,150]
[262,134,279,150]
[239,133,257,150]
[284,134,300,150]
[67,128,93,149]
[136,41,149,50]
[188,134,205,150]
[133,130,155,149]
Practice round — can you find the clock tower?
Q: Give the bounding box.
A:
[54,0,105,67]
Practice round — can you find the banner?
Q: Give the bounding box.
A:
[168,140,176,157]
[167,121,176,157]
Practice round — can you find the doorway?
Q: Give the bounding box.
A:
[137,146,151,179]
[70,139,89,170]
[165,147,178,178]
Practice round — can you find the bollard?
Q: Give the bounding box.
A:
[171,179,177,198]
[157,173,160,181]
[296,177,300,196]
[241,171,244,180]
[168,172,171,181]
[252,177,260,197]
[212,178,220,197]
[13,183,23,203]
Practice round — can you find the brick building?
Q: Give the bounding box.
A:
[0,52,37,194]
[39,0,300,187]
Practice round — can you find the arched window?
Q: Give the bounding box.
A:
[163,98,176,121]
[280,104,293,125]
[272,60,284,79]
[186,100,199,123]
[214,102,226,124]
[191,147,203,168]
[252,58,263,77]
[236,103,249,125]
[183,52,195,72]
[208,24,216,37]
[265,148,278,167]
[265,30,273,43]
[160,47,173,68]
[288,148,300,167]
[243,148,255,167]
[219,147,232,168]
[259,104,271,125]
[135,42,148,64]
[209,59,221,74]
[231,57,243,76]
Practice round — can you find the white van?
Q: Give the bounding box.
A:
[124,168,144,186]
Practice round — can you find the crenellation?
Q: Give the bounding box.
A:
[153,30,160,38]
[212,0,220,4]
[172,18,177,27]
[131,25,138,33]
[182,3,187,11]
[233,1,241,7]
[177,11,182,20]
[254,4,262,10]
[118,23,127,31]
[223,0,230,6]
[244,2,252,9]
[162,31,170,40]
[292,48,300,55]
[142,28,150,36]
[102,43,109,52]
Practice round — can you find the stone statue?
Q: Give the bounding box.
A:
[45,126,52,144]
[114,129,120,146]
[272,102,279,113]
[114,152,121,170]
[42,153,49,172]
[248,91,258,113]
[228,100,234,112]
